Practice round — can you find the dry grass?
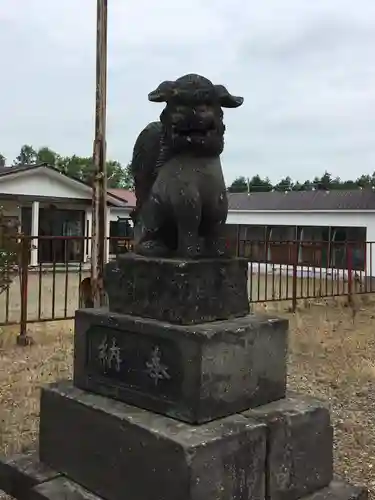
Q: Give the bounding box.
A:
[0,321,74,457]
[0,297,374,498]
[255,296,375,498]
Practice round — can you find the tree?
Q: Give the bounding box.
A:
[36,146,58,166]
[55,155,92,180]
[355,174,372,189]
[228,176,248,193]
[292,180,312,191]
[54,155,133,188]
[13,144,37,165]
[274,176,293,192]
[0,154,5,167]
[248,175,272,192]
[107,161,133,189]
[313,171,333,190]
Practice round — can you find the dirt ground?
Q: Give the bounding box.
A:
[0,270,90,324]
[0,298,374,498]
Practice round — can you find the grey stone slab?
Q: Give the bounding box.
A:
[31,477,100,500]
[0,450,59,500]
[301,480,368,500]
[103,254,250,324]
[243,393,333,500]
[74,309,288,423]
[39,381,266,500]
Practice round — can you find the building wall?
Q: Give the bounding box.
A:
[227,209,375,233]
[226,210,375,275]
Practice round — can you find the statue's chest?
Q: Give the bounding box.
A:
[156,156,223,185]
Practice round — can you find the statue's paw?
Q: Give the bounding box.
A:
[177,238,204,259]
[186,245,204,259]
[135,240,171,258]
[204,237,230,258]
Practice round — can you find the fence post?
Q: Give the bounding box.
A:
[347,243,353,301]
[292,240,298,312]
[235,224,240,257]
[17,236,33,346]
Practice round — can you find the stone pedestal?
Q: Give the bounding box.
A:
[38,382,266,500]
[243,394,334,500]
[73,308,288,423]
[103,255,250,324]
[0,254,368,500]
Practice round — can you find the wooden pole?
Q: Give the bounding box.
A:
[91,0,108,307]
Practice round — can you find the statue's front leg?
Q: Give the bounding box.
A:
[134,195,170,257]
[171,187,202,259]
[201,189,229,257]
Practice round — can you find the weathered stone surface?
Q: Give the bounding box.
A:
[301,480,368,500]
[31,477,100,500]
[243,393,333,500]
[103,254,250,324]
[130,74,243,259]
[39,381,266,500]
[74,309,288,423]
[0,450,59,500]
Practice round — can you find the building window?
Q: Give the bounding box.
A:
[238,225,267,261]
[330,226,366,270]
[268,226,298,265]
[109,218,133,255]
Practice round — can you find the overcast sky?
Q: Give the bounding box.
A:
[1,0,375,184]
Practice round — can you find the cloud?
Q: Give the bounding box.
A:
[0,0,374,184]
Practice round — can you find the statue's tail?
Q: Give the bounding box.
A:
[130,121,163,221]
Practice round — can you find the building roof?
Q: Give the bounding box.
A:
[228,189,375,211]
[0,164,45,176]
[0,163,135,208]
[108,188,136,207]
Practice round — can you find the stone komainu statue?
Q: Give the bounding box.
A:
[130,74,244,258]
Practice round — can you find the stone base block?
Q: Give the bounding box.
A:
[243,393,334,500]
[0,450,59,500]
[39,381,266,500]
[74,309,288,423]
[103,254,250,324]
[31,477,100,500]
[303,481,368,500]
[31,480,368,500]
[31,479,367,500]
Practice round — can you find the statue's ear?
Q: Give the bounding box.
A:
[214,85,244,108]
[148,81,176,103]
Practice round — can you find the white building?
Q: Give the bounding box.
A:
[226,190,375,276]
[0,163,134,266]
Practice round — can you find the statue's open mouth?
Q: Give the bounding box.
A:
[174,124,217,141]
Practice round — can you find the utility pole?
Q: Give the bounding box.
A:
[91,0,108,307]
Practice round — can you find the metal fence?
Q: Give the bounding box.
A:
[0,236,373,337]
[242,239,371,310]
